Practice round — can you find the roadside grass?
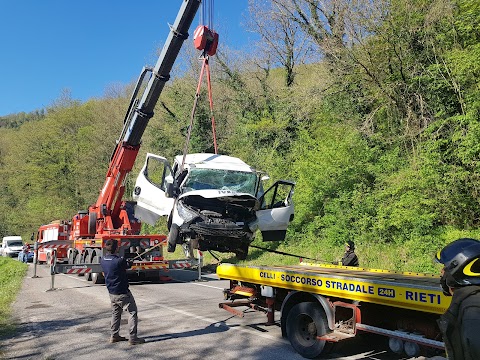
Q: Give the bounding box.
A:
[167,238,443,275]
[0,257,27,338]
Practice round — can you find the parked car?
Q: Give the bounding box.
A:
[133,153,295,259]
[18,244,34,262]
[1,236,24,258]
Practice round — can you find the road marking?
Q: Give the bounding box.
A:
[176,278,224,290]
[136,297,287,343]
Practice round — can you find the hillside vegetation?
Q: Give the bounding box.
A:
[1,0,479,273]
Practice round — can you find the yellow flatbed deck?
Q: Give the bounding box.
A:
[217,263,451,314]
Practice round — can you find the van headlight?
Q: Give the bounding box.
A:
[177,201,198,222]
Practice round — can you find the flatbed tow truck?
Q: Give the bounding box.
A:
[217,262,449,359]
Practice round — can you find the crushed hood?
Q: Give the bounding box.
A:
[179,190,260,211]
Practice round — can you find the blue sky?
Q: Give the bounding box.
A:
[0,1,253,116]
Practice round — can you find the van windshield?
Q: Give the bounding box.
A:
[182,169,257,195]
[8,241,23,247]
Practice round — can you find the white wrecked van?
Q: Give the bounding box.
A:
[133,153,295,259]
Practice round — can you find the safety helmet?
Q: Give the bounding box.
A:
[435,238,480,295]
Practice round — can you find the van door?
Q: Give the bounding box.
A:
[256,180,295,241]
[133,153,175,225]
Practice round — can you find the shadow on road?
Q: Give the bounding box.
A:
[144,321,229,343]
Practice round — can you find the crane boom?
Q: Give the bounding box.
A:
[86,0,201,236]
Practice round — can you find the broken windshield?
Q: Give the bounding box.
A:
[182,168,257,195]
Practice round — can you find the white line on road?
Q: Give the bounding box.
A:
[136,297,289,343]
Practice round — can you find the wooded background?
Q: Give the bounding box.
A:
[1,0,479,272]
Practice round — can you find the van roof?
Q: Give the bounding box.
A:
[3,236,22,241]
[174,153,255,173]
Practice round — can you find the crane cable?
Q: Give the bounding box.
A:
[181,0,218,171]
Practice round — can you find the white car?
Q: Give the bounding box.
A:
[133,153,295,259]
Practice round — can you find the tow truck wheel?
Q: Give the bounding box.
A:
[286,302,332,359]
[91,255,104,284]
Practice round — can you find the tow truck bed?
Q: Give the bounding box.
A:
[217,263,450,314]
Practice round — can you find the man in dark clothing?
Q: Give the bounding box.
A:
[341,240,359,267]
[100,239,145,345]
[435,238,480,359]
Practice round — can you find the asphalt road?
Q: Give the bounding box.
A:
[1,264,433,360]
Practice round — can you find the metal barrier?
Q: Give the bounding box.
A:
[197,249,205,281]
[46,249,57,292]
[32,241,39,278]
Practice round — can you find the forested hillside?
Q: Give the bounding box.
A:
[0,0,478,272]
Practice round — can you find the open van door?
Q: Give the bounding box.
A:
[256,180,295,241]
[133,153,175,225]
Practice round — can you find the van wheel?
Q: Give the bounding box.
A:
[286,302,333,359]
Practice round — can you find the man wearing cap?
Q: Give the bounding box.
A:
[341,240,359,267]
[435,238,480,359]
[100,239,145,345]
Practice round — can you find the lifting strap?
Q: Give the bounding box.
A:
[181,54,218,170]
[250,245,326,262]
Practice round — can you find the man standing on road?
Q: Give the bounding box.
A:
[100,239,145,345]
[435,238,480,359]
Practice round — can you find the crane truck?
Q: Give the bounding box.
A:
[37,0,203,283]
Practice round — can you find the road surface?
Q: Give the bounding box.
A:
[0,264,434,360]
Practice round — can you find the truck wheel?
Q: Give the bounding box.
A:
[286,302,332,359]
[84,250,92,281]
[74,253,85,276]
[68,250,76,264]
[88,212,97,234]
[91,255,104,284]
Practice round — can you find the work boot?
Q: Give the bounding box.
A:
[129,337,146,345]
[109,335,127,343]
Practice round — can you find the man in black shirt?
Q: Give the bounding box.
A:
[341,240,359,267]
[100,239,145,345]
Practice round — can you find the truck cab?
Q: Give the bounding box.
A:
[36,222,70,264]
[133,153,295,259]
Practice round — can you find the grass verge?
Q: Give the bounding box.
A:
[0,257,27,338]
[167,238,444,275]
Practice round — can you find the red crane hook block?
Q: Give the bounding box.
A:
[193,25,219,56]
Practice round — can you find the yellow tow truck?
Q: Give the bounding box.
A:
[217,262,448,359]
